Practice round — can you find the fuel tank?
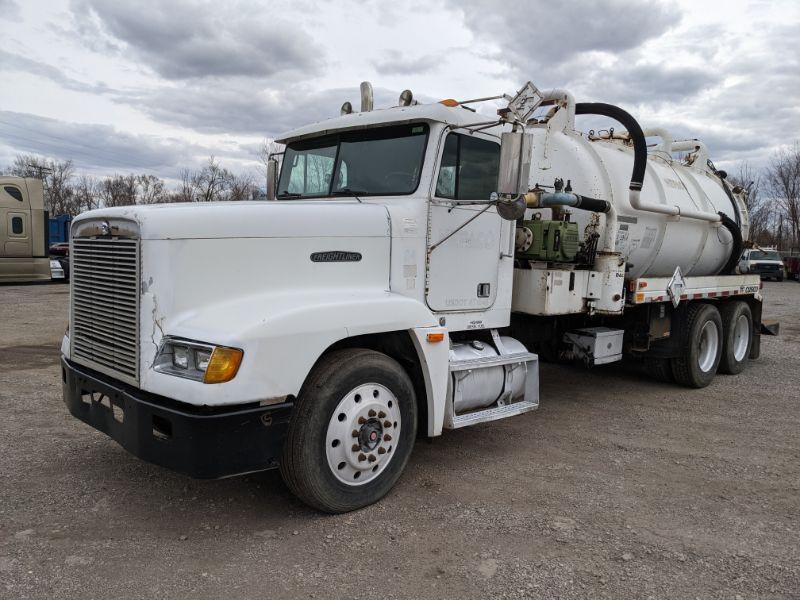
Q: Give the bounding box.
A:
[525,127,749,279]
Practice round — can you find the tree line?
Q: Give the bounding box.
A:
[724,143,799,252]
[3,153,264,216]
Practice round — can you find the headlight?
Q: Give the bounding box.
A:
[153,337,243,384]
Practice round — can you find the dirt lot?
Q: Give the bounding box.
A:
[0,282,798,599]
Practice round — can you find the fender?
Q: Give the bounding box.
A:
[137,289,449,426]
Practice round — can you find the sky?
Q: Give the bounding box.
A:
[0,0,797,182]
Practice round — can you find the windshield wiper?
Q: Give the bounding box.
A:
[331,188,367,203]
[277,191,302,198]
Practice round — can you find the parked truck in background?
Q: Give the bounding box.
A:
[0,177,58,283]
[739,248,785,281]
[60,82,771,513]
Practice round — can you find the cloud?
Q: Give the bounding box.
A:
[119,82,418,137]
[373,50,438,76]
[449,0,680,74]
[0,0,20,20]
[0,50,113,95]
[73,0,324,80]
[0,111,198,176]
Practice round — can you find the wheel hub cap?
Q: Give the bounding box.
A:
[697,320,720,373]
[359,419,383,451]
[325,383,401,486]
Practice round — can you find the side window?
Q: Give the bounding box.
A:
[11,216,24,235]
[435,133,500,200]
[4,186,24,202]
[435,135,458,198]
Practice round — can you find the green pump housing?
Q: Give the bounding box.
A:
[516,219,579,262]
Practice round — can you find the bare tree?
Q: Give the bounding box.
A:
[172,168,197,203]
[9,154,79,216]
[136,174,167,204]
[729,161,770,245]
[257,138,284,175]
[194,156,231,202]
[226,171,255,201]
[73,175,100,213]
[765,143,800,252]
[99,174,138,207]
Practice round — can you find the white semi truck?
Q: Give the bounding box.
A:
[61,82,769,513]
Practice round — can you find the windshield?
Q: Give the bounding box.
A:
[277,123,429,198]
[749,251,782,261]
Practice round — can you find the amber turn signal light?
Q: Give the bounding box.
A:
[426,332,445,343]
[203,347,244,384]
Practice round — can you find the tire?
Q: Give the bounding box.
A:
[719,301,753,375]
[280,348,417,513]
[643,357,673,383]
[670,303,723,388]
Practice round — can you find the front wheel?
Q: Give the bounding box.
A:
[280,349,417,513]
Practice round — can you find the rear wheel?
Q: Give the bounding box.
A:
[280,349,417,513]
[671,303,723,388]
[719,301,752,375]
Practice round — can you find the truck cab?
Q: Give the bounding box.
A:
[61,83,766,513]
[0,177,52,283]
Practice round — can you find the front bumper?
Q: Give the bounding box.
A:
[748,264,783,277]
[61,357,293,479]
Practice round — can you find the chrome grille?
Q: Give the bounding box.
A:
[70,238,140,384]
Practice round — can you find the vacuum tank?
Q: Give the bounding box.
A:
[523,109,749,280]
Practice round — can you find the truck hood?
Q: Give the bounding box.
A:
[71,200,391,240]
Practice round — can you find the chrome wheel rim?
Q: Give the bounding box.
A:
[732,314,750,362]
[325,383,401,486]
[698,321,720,373]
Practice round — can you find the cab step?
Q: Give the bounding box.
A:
[446,399,538,429]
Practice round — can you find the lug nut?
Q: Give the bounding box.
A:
[368,409,377,417]
[378,447,386,455]
[358,416,367,425]
[383,434,392,442]
[352,444,361,452]
[368,454,376,463]
[383,420,391,428]
[378,411,386,418]
[352,430,359,438]
[358,453,367,462]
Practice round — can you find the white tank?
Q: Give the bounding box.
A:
[525,124,749,279]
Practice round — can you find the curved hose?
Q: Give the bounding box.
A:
[575,102,647,192]
[718,212,743,275]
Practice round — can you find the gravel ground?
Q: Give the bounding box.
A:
[0,281,798,600]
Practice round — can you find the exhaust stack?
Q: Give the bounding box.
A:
[360,81,374,112]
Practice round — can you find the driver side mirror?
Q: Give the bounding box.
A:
[266,158,278,201]
[495,131,533,220]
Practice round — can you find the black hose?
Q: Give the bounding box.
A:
[572,195,611,213]
[576,102,647,192]
[718,211,743,275]
[716,170,742,229]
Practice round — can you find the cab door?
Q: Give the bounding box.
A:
[2,184,31,257]
[425,131,502,312]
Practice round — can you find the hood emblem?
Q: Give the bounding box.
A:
[310,251,362,263]
[99,221,111,236]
